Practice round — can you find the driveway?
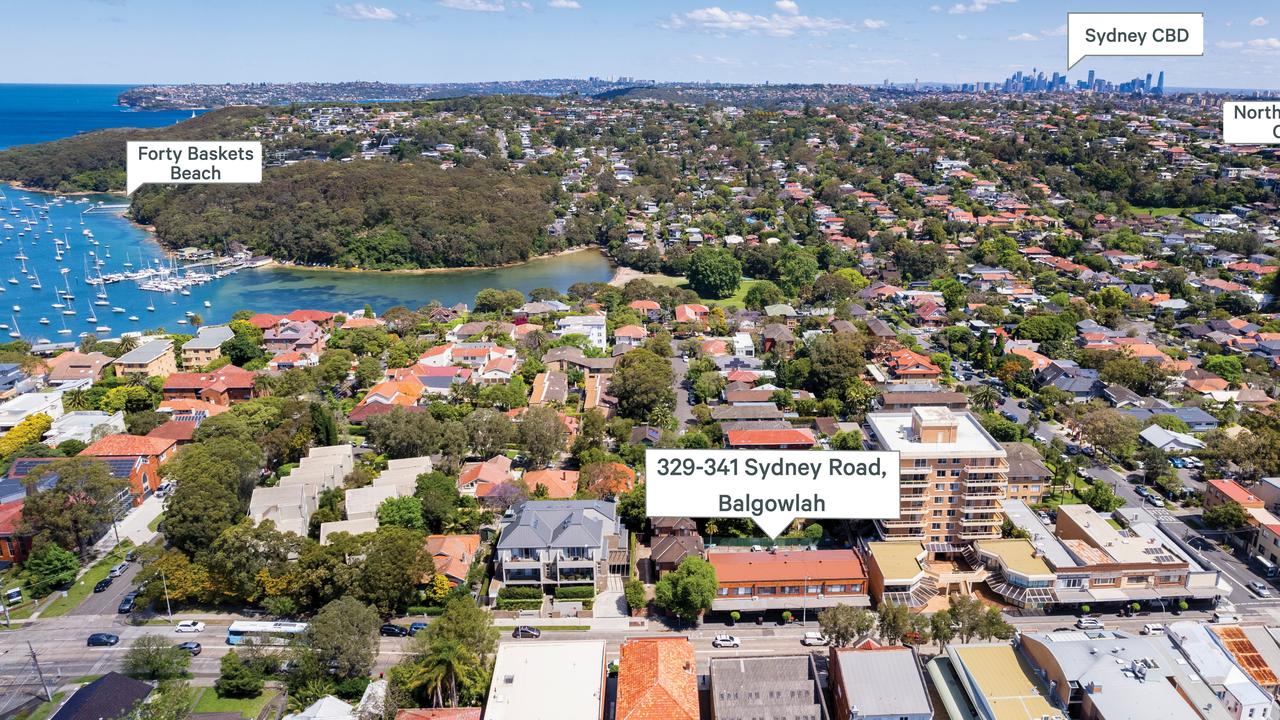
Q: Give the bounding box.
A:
[669,355,693,428]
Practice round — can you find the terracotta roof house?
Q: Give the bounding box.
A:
[146,419,199,445]
[247,313,283,330]
[885,349,942,380]
[650,533,704,576]
[0,499,31,567]
[162,366,257,406]
[157,398,229,417]
[673,303,709,325]
[423,534,481,586]
[80,434,178,505]
[522,468,580,499]
[1205,479,1265,511]
[264,320,326,355]
[45,351,112,384]
[458,455,514,495]
[616,637,699,720]
[725,428,816,449]
[284,309,336,327]
[708,549,869,611]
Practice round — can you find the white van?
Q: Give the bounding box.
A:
[1140,624,1165,636]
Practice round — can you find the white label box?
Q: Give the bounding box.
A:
[1067,12,1202,69]
[126,141,262,195]
[646,448,900,539]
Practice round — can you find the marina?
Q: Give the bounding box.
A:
[0,182,614,341]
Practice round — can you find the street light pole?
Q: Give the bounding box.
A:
[160,567,172,622]
[802,575,809,627]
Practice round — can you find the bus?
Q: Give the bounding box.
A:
[1252,555,1279,579]
[226,621,309,646]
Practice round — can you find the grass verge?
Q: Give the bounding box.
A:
[148,513,164,533]
[40,541,133,619]
[192,688,278,718]
[12,690,65,720]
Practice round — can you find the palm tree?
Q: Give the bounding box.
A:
[971,385,1000,413]
[125,372,148,388]
[418,637,477,707]
[116,335,138,355]
[62,388,92,412]
[189,313,203,328]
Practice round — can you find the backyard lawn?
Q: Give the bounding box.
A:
[192,688,278,718]
[40,541,133,619]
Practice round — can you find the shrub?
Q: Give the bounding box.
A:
[554,585,596,601]
[623,579,646,612]
[497,586,543,601]
[495,599,543,611]
[425,606,445,616]
[335,677,370,701]
[215,651,263,699]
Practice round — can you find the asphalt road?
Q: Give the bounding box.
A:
[669,355,693,428]
[68,560,144,617]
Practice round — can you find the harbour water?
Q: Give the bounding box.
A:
[1,184,614,341]
[0,84,198,150]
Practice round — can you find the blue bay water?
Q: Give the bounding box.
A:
[0,86,614,340]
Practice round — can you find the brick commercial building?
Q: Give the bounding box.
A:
[707,549,869,613]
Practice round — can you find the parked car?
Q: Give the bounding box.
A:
[175,621,205,633]
[1075,617,1105,630]
[1247,581,1273,598]
[511,626,541,639]
[117,592,138,614]
[800,632,829,646]
[175,641,202,656]
[711,634,740,648]
[380,623,409,637]
[1141,624,1166,636]
[1211,612,1242,624]
[409,622,429,636]
[108,562,128,579]
[125,550,138,563]
[93,578,113,593]
[87,633,119,647]
[1145,495,1163,507]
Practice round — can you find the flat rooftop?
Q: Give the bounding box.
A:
[486,640,605,720]
[867,541,926,582]
[1000,500,1077,570]
[948,644,1060,720]
[974,538,1053,578]
[1058,504,1183,565]
[866,409,1006,458]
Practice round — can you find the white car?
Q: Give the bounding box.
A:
[1075,617,1104,630]
[1247,581,1273,598]
[175,621,205,633]
[801,632,829,646]
[711,634,740,648]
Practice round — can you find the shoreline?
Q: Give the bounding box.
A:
[260,245,609,276]
[2,180,118,197]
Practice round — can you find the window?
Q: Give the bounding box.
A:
[1059,577,1084,588]
[807,584,822,594]
[756,586,776,595]
[1127,576,1149,585]
[717,588,729,596]
[827,584,845,593]
[733,587,750,596]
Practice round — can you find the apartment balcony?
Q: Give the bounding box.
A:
[553,555,597,567]
[503,557,542,568]
[963,476,1007,487]
[957,527,1001,541]
[964,490,1004,499]
[880,517,924,529]
[961,515,1000,526]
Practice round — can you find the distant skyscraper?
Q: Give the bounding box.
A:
[1157,71,1165,94]
[1145,73,1152,91]
[1087,69,1095,88]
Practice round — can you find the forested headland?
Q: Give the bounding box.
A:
[0,107,264,192]
[129,160,559,269]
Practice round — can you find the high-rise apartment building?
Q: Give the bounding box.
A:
[865,407,1008,546]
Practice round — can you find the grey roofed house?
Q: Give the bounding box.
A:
[1035,360,1100,400]
[497,500,618,551]
[1123,406,1219,432]
[1102,383,1143,407]
[865,317,896,339]
[1139,424,1206,453]
[51,671,152,720]
[830,642,932,720]
[711,405,784,421]
[709,655,828,720]
[1002,442,1052,482]
[760,323,796,343]
[541,346,615,372]
[650,533,704,574]
[181,325,235,351]
[763,303,797,317]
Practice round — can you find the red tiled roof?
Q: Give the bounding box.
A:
[285,309,335,323]
[81,434,175,458]
[247,313,282,330]
[1209,479,1263,506]
[522,469,579,499]
[708,549,866,583]
[0,500,23,535]
[616,638,699,720]
[725,428,815,447]
[146,421,197,443]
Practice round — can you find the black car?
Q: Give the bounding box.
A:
[175,641,202,656]
[93,577,113,593]
[380,623,409,637]
[117,592,138,614]
[87,633,119,647]
[511,626,542,639]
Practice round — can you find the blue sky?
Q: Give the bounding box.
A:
[12,0,1280,88]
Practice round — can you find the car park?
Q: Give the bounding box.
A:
[511,626,541,639]
[1075,617,1104,630]
[117,592,138,614]
[1247,581,1273,598]
[380,623,409,637]
[87,633,119,647]
[176,641,202,656]
[93,578,113,593]
[711,634,740,648]
[175,621,205,633]
[800,632,829,646]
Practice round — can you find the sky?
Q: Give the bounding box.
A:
[10,0,1280,89]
